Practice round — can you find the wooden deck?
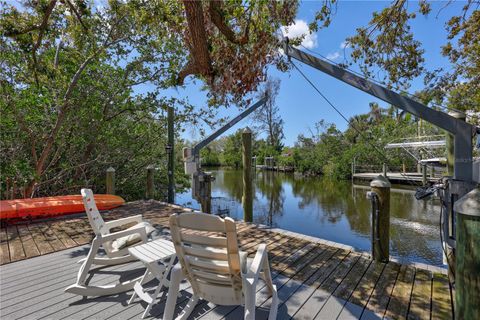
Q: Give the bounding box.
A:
[0,201,453,319]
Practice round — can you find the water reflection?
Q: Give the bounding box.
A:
[175,168,443,266]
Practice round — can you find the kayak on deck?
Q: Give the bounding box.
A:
[0,194,125,220]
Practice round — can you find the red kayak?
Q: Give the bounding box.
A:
[0,194,125,220]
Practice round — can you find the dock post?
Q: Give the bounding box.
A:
[370,175,391,262]
[382,163,387,177]
[454,187,480,319]
[446,111,466,176]
[422,164,427,186]
[167,106,175,203]
[242,128,253,223]
[200,173,212,214]
[106,167,115,195]
[146,165,154,199]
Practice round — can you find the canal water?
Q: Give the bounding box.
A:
[175,168,444,267]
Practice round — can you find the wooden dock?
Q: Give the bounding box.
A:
[0,201,453,319]
[353,172,438,185]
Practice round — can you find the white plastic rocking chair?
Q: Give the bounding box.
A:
[65,188,155,297]
[163,213,278,320]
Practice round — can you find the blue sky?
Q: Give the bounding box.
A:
[159,1,462,146]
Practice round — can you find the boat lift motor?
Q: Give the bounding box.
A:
[183,98,267,212]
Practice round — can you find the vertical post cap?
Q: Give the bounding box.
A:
[146,165,155,170]
[454,187,480,217]
[106,167,115,172]
[243,127,252,134]
[370,175,391,188]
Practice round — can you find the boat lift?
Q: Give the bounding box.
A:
[283,39,477,183]
[283,38,479,316]
[183,98,267,212]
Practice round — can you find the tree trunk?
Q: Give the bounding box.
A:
[181,0,213,83]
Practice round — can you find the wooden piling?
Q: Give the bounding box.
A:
[454,188,480,319]
[242,128,253,223]
[200,173,212,214]
[370,175,391,262]
[146,165,154,199]
[382,163,387,177]
[446,111,466,176]
[106,167,115,195]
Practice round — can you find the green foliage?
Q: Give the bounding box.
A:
[292,108,427,179]
[222,130,243,169]
[201,146,221,167]
[0,1,214,200]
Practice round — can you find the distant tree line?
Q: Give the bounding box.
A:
[201,101,473,180]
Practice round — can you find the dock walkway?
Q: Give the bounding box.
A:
[0,201,453,319]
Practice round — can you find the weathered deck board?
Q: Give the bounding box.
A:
[26,223,55,254]
[384,264,416,319]
[0,200,453,319]
[0,227,11,264]
[315,254,372,319]
[6,225,26,262]
[359,261,400,320]
[407,268,432,320]
[16,224,41,258]
[46,220,78,248]
[292,250,355,319]
[431,272,452,320]
[336,260,385,319]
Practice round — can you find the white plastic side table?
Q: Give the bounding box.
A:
[128,238,176,318]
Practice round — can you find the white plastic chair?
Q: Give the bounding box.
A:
[164,213,278,320]
[65,188,155,297]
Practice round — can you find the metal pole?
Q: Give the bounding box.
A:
[242,128,253,223]
[167,106,175,203]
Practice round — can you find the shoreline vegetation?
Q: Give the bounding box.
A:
[1,2,478,202]
[198,105,460,180]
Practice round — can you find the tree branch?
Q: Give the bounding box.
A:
[209,1,248,44]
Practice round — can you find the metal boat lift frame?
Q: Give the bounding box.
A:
[283,40,477,183]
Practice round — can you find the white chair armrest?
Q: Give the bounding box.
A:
[105,215,144,230]
[244,243,267,282]
[101,225,147,242]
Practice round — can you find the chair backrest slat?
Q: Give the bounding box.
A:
[175,213,226,232]
[81,188,108,236]
[169,213,244,305]
[183,246,228,261]
[180,233,228,248]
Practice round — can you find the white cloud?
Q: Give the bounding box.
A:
[280,19,318,49]
[326,52,341,60]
